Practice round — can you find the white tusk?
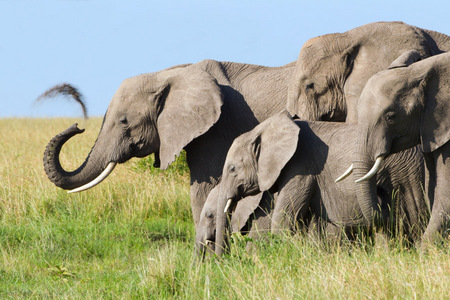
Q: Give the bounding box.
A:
[224,199,233,213]
[335,164,354,183]
[355,157,384,183]
[68,162,117,193]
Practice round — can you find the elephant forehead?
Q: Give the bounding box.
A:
[369,70,411,98]
[227,140,248,159]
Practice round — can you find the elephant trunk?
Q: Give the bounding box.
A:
[353,142,380,226]
[43,123,114,191]
[215,193,232,256]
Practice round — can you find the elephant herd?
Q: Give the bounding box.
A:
[43,21,450,256]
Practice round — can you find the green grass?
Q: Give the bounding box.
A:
[0,118,449,298]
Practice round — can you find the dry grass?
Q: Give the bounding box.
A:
[0,118,449,298]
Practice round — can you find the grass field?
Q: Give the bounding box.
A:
[0,118,449,299]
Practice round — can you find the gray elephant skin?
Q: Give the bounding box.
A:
[287,21,450,123]
[213,112,427,255]
[351,51,450,244]
[285,21,440,241]
[43,59,295,231]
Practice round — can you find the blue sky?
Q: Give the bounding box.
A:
[1,0,449,118]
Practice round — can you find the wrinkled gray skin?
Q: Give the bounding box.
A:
[214,112,427,255]
[285,21,439,239]
[287,21,450,123]
[354,51,450,244]
[43,59,295,232]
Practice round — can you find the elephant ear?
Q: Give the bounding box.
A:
[256,111,300,191]
[231,193,264,232]
[418,60,450,152]
[341,43,360,79]
[388,50,422,69]
[157,67,224,169]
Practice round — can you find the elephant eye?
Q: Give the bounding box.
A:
[305,82,314,91]
[205,211,214,219]
[229,165,236,173]
[119,116,128,125]
[385,112,396,124]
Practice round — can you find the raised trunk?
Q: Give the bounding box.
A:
[353,143,380,226]
[43,123,111,190]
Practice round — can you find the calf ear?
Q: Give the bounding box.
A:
[388,50,422,69]
[231,193,264,232]
[157,67,224,169]
[257,112,300,191]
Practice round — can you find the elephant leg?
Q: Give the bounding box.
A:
[377,147,427,241]
[307,215,321,240]
[271,176,315,235]
[324,222,344,246]
[245,193,274,254]
[396,149,428,241]
[421,143,450,244]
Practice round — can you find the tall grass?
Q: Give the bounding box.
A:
[0,118,449,298]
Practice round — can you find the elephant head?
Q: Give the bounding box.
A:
[287,21,445,123]
[215,112,299,255]
[196,185,220,256]
[43,64,223,192]
[341,51,450,225]
[287,33,357,122]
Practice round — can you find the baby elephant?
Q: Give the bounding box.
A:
[214,112,426,255]
[196,185,271,256]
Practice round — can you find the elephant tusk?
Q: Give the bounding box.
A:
[68,162,117,193]
[335,164,354,182]
[224,199,233,213]
[355,157,384,183]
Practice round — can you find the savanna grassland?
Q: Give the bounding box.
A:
[0,118,449,299]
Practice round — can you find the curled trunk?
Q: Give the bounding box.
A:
[43,123,111,191]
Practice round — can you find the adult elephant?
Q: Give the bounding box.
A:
[213,112,426,256]
[284,21,445,240]
[287,21,450,123]
[43,59,295,229]
[346,51,450,244]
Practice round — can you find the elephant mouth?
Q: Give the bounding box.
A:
[117,140,147,163]
[197,239,215,256]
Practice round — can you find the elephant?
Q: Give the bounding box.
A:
[343,51,450,244]
[287,21,450,123]
[284,21,437,237]
[43,59,296,231]
[213,112,427,255]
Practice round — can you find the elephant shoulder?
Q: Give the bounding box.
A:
[195,59,235,85]
[293,120,326,157]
